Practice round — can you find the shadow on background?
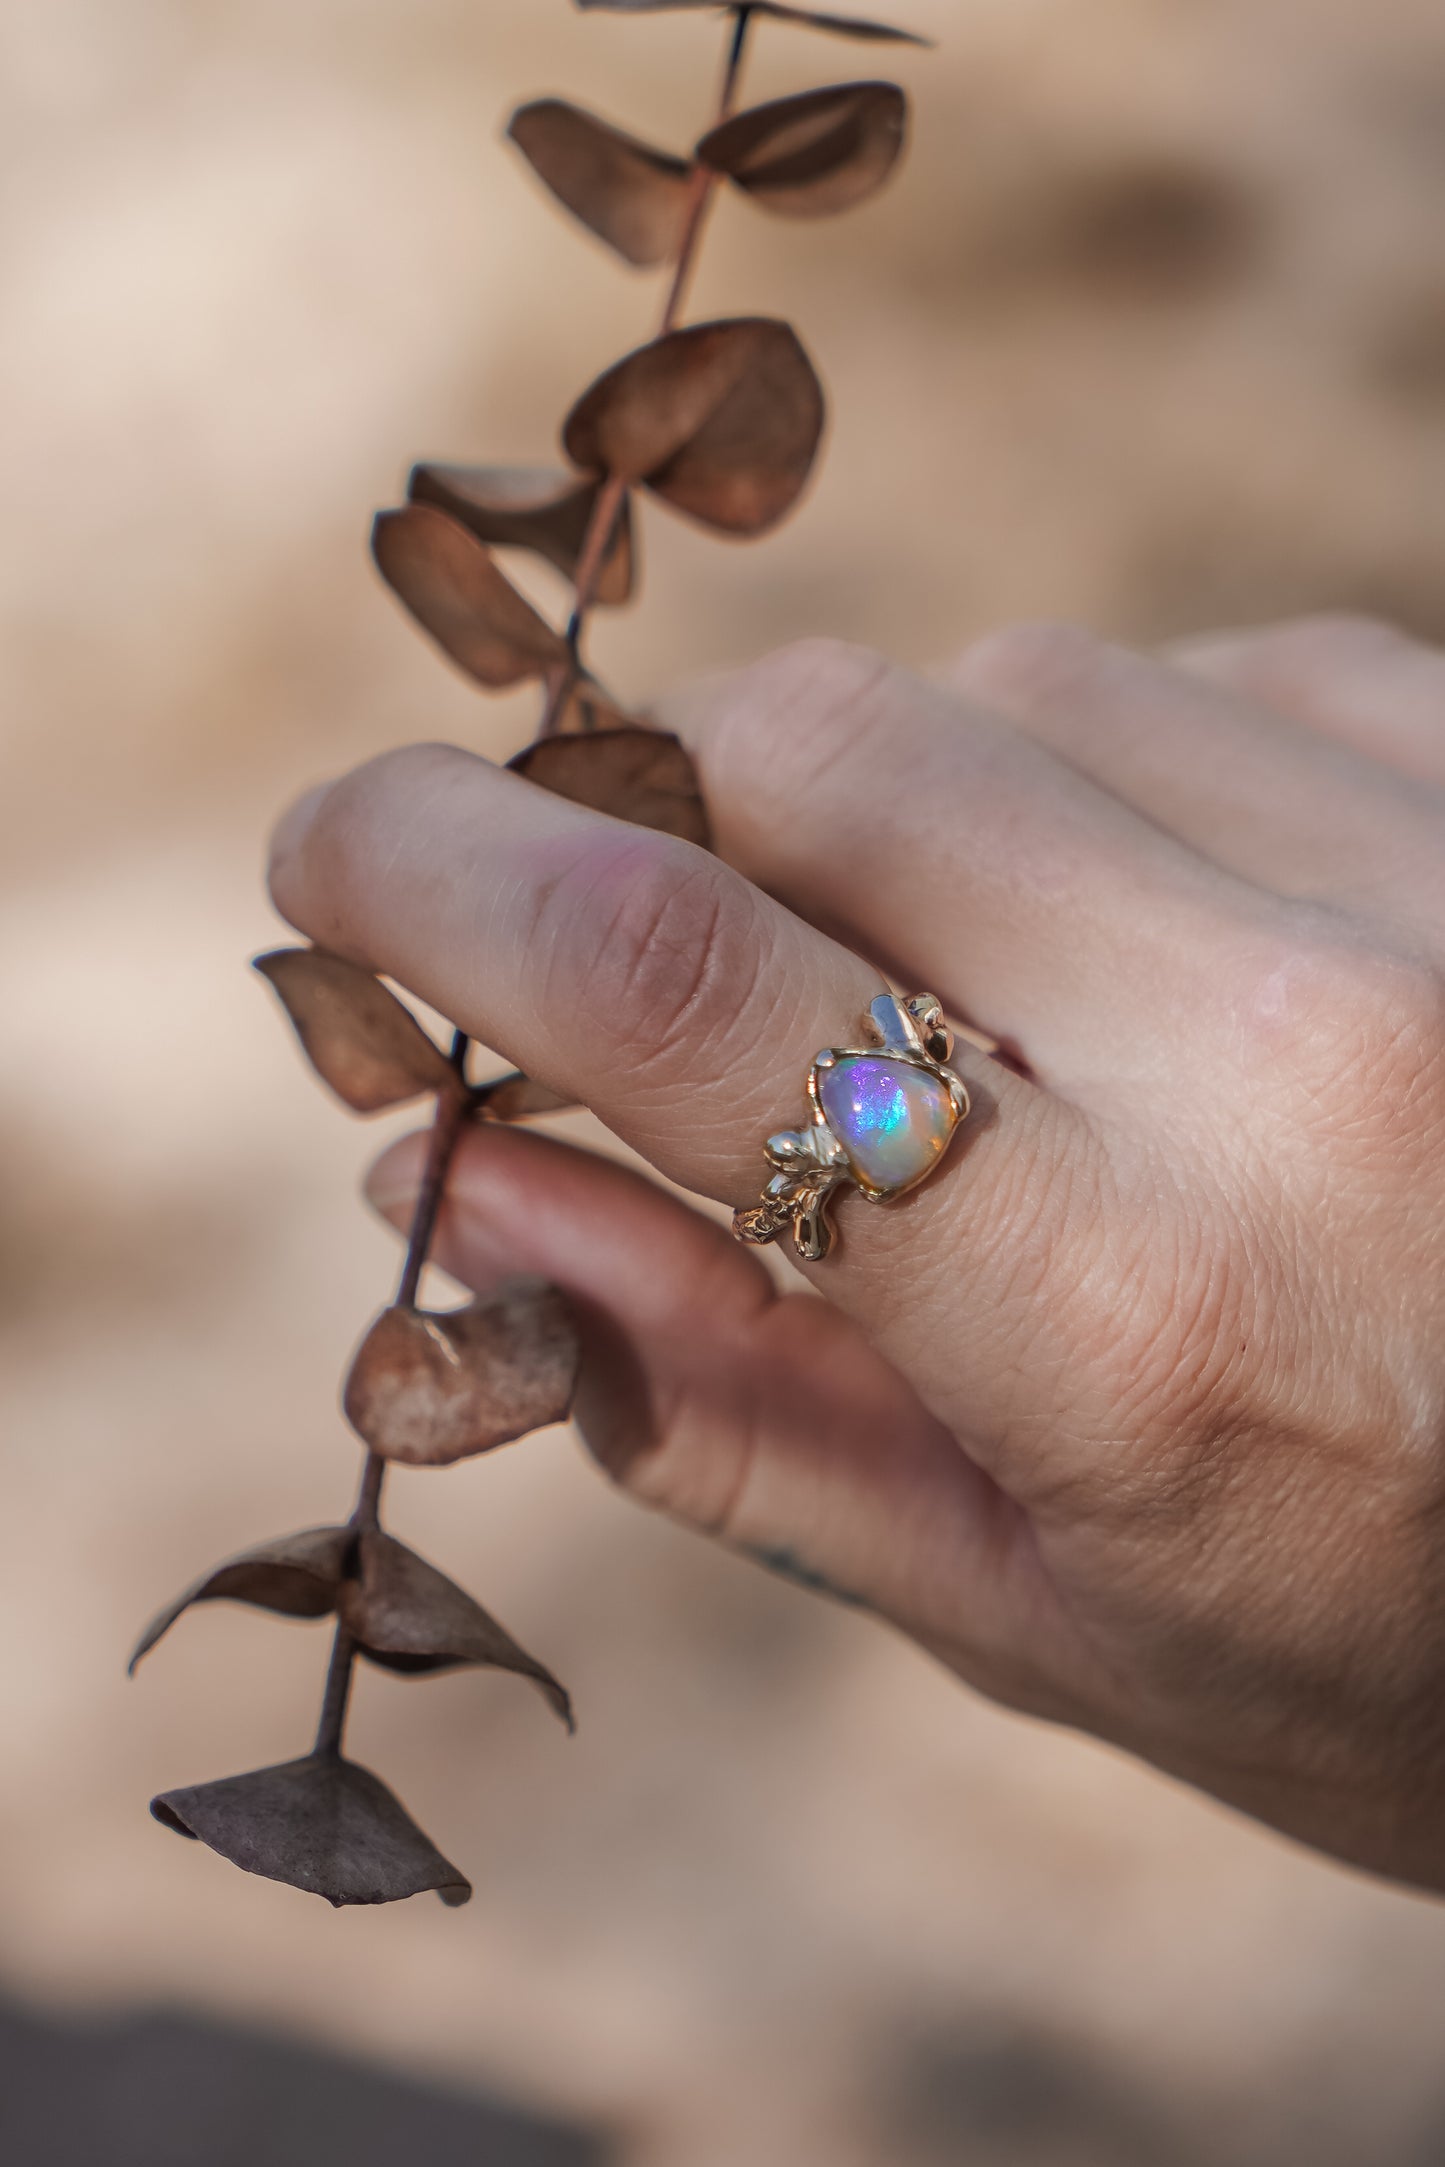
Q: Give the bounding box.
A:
[9,1986,1445,2167]
[0,1995,614,2167]
[877,2022,1445,2167]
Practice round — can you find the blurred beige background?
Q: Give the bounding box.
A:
[4,1,1445,2161]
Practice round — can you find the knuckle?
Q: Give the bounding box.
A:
[737,634,894,717]
[703,637,896,805]
[950,621,1108,716]
[1234,927,1445,1147]
[530,832,765,1079]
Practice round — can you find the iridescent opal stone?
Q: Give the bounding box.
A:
[816,1054,956,1197]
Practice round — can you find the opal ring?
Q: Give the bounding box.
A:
[733,993,971,1263]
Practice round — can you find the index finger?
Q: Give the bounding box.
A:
[267,739,1092,1455]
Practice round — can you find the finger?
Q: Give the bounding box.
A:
[267,739,1104,1464]
[1169,616,1445,788]
[655,639,1291,1088]
[364,1122,1090,1720]
[270,739,883,1198]
[944,622,1445,941]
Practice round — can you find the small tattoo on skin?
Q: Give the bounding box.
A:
[743,1543,870,1610]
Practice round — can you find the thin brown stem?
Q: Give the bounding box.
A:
[536,471,632,738]
[394,1031,472,1311]
[565,471,630,646]
[658,166,713,337]
[322,1030,474,1742]
[313,1623,358,1758]
[535,5,754,742]
[536,663,579,742]
[719,6,753,127]
[350,1449,386,1531]
[659,6,751,333]
[538,658,576,739]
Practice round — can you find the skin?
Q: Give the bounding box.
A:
[269,614,1445,1895]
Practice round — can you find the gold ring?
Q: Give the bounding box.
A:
[733,994,971,1263]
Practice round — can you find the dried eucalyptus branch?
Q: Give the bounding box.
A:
[134,0,928,1910]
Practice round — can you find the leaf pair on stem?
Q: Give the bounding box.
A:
[511,80,908,264]
[138,1515,576,1910]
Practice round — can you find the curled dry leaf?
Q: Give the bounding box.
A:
[254,949,454,1114]
[372,506,569,687]
[473,1070,578,1120]
[510,729,710,846]
[134,1522,571,1725]
[564,317,825,535]
[698,81,906,216]
[129,1526,352,1674]
[343,1530,573,1727]
[408,463,634,606]
[152,1753,471,1908]
[574,0,929,44]
[508,100,692,270]
[343,1278,580,1466]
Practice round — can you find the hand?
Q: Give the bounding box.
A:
[268,615,1445,1893]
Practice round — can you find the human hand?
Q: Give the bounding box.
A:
[268,615,1445,1892]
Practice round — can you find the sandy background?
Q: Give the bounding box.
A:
[4,0,1445,2161]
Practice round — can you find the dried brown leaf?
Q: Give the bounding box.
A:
[407,463,634,606]
[254,949,454,1114]
[372,506,569,687]
[509,729,710,846]
[343,1279,580,1466]
[698,81,906,216]
[151,1752,471,1908]
[343,1530,572,1727]
[129,1526,351,1674]
[563,318,824,535]
[575,0,929,43]
[472,1071,578,1120]
[507,99,692,269]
